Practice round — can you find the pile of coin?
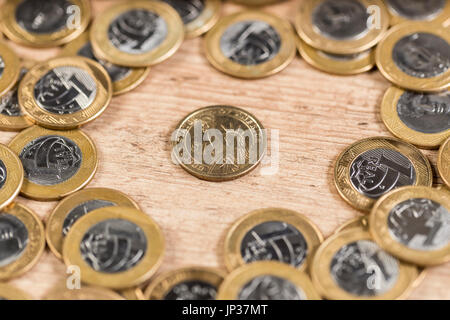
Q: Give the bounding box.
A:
[0,0,448,301]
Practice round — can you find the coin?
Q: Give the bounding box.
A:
[376,23,450,93]
[381,87,450,149]
[145,266,225,300]
[0,60,35,131]
[297,38,375,75]
[18,56,112,130]
[120,287,145,300]
[46,188,140,259]
[310,228,418,300]
[8,126,98,201]
[224,208,323,272]
[1,0,91,48]
[334,137,433,213]
[333,216,369,234]
[295,0,389,54]
[172,105,265,181]
[63,206,165,289]
[44,284,124,300]
[0,144,23,210]
[385,0,450,26]
[370,186,450,266]
[438,138,450,188]
[90,1,184,67]
[0,203,45,281]
[205,10,296,79]
[0,42,21,98]
[161,0,221,38]
[0,283,32,300]
[216,261,321,300]
[60,32,150,96]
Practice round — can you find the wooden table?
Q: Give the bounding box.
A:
[1,0,449,300]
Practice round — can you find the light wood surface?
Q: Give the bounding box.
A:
[1,0,448,300]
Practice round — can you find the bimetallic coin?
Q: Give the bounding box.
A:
[63,206,165,289]
[438,138,450,189]
[161,0,221,38]
[311,229,418,300]
[370,186,450,266]
[0,144,23,211]
[0,42,21,98]
[386,0,450,26]
[376,23,450,92]
[0,203,45,281]
[334,137,433,212]
[295,0,389,54]
[1,0,91,48]
[90,1,184,67]
[46,188,140,259]
[205,11,296,78]
[145,267,225,300]
[44,284,124,300]
[381,87,450,149]
[297,38,375,75]
[224,208,323,272]
[60,32,150,96]
[18,57,112,130]
[216,261,321,300]
[172,105,265,181]
[0,283,32,300]
[8,126,98,201]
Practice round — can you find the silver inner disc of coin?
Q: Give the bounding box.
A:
[0,213,28,268]
[240,221,308,268]
[238,275,306,300]
[330,240,399,296]
[80,218,147,273]
[386,0,446,20]
[392,33,450,79]
[162,0,205,25]
[0,67,30,118]
[108,9,168,55]
[15,0,72,34]
[220,20,281,66]
[77,42,131,83]
[19,135,82,186]
[397,91,450,134]
[388,198,450,251]
[163,280,217,300]
[34,66,97,115]
[312,0,369,40]
[0,160,7,190]
[62,200,116,237]
[350,148,417,199]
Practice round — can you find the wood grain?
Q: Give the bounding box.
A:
[0,0,448,300]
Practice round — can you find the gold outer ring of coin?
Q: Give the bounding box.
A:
[59,32,150,96]
[224,208,323,272]
[438,137,450,188]
[297,38,375,75]
[120,287,146,300]
[370,186,450,266]
[375,22,450,93]
[381,87,450,149]
[216,261,321,300]
[0,0,91,48]
[44,284,124,300]
[204,10,296,79]
[310,228,419,300]
[172,105,266,181]
[144,266,226,300]
[8,126,98,201]
[18,56,112,130]
[0,41,21,97]
[0,283,32,300]
[178,0,222,38]
[0,203,45,281]
[386,0,450,26]
[63,206,165,289]
[334,136,433,213]
[0,60,35,131]
[295,0,389,55]
[90,1,184,67]
[0,144,23,210]
[46,188,141,260]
